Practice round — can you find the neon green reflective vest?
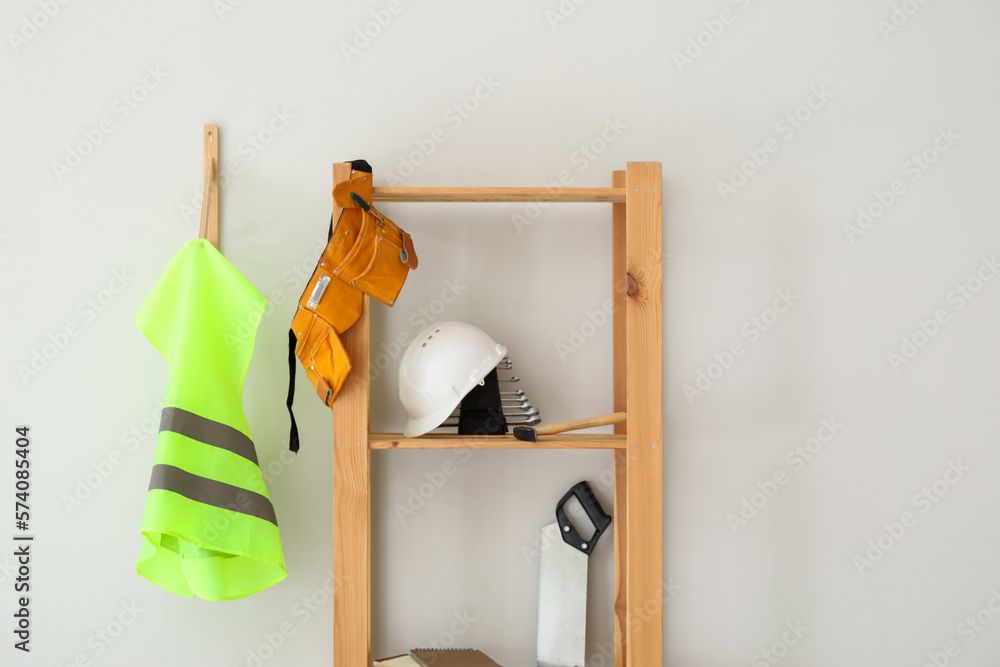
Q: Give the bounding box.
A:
[135,239,286,600]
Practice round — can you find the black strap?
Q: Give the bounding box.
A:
[458,368,508,436]
[349,159,372,173]
[286,328,300,453]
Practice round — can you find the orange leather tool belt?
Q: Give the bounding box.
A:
[286,159,417,451]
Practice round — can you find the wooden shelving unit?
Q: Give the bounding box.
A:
[330,162,663,667]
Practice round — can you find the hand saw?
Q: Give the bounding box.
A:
[536,481,612,667]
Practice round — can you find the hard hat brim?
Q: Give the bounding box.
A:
[403,401,461,438]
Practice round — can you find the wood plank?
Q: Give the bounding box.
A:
[368,433,626,450]
[611,169,629,667]
[331,162,371,667]
[372,186,626,203]
[198,124,219,248]
[624,162,663,667]
[611,170,628,431]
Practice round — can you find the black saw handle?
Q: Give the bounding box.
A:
[555,481,611,556]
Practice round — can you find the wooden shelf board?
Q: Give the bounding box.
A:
[368,433,627,449]
[372,187,626,203]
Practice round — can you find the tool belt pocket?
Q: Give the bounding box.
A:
[291,306,351,406]
[329,208,417,306]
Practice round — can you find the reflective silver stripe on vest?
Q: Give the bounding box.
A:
[159,407,259,466]
[148,464,278,526]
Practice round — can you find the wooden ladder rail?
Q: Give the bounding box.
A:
[330,163,663,667]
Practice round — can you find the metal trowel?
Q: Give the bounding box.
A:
[536,481,612,667]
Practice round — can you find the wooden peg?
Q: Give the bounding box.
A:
[198,124,219,248]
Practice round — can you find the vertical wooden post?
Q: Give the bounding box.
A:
[611,170,629,667]
[199,124,219,249]
[624,162,663,667]
[331,162,371,667]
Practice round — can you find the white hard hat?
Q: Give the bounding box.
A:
[399,321,508,437]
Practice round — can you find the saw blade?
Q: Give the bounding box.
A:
[536,522,588,667]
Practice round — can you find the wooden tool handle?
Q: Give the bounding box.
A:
[535,412,627,436]
[198,124,219,248]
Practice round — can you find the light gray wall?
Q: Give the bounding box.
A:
[2,0,999,665]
